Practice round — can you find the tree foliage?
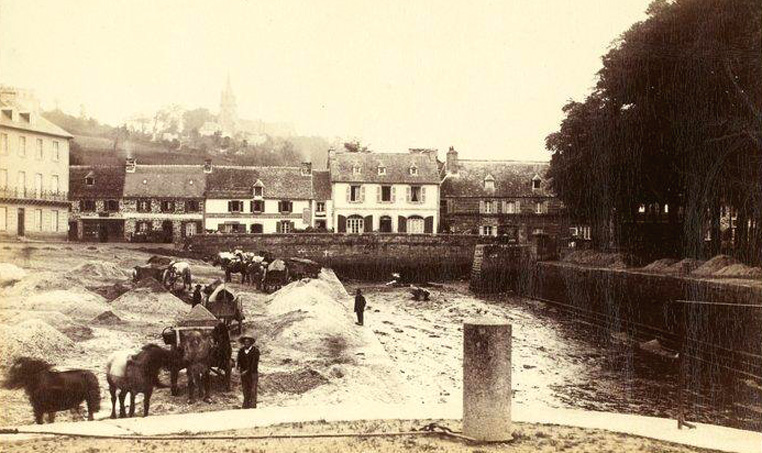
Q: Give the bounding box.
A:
[546,0,762,263]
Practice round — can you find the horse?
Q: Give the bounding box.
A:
[211,251,235,268]
[262,259,289,293]
[163,261,192,291]
[167,323,232,403]
[2,357,100,424]
[105,344,174,418]
[224,258,248,284]
[245,260,266,289]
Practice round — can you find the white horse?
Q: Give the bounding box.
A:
[105,345,172,418]
[163,261,192,290]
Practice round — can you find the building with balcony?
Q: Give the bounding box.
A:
[0,95,72,240]
[204,162,318,233]
[328,149,440,234]
[440,147,566,242]
[69,165,126,241]
[122,158,207,243]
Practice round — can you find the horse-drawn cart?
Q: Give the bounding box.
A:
[162,305,233,396]
[205,283,245,333]
[133,263,169,283]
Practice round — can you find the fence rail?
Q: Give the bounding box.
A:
[0,186,68,202]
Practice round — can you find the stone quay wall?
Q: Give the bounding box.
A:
[190,233,498,281]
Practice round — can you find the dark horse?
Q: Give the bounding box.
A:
[224,259,248,284]
[2,357,100,424]
[105,344,173,418]
[166,322,232,403]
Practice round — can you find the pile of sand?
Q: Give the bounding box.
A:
[666,258,705,275]
[134,277,168,292]
[2,271,78,296]
[6,310,93,341]
[711,263,762,279]
[0,319,75,366]
[111,286,188,318]
[66,260,128,282]
[642,258,678,272]
[563,251,628,269]
[2,288,112,320]
[0,263,27,288]
[691,255,740,277]
[91,310,122,325]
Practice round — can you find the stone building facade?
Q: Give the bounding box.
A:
[329,149,440,234]
[122,158,206,243]
[440,147,567,243]
[69,165,126,241]
[0,90,72,240]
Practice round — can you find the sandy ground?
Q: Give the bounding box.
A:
[0,242,759,433]
[0,419,722,453]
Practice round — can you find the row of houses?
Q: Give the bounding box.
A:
[0,90,573,245]
[63,148,569,244]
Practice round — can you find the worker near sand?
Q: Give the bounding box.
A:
[192,285,202,307]
[237,332,260,409]
[354,288,366,326]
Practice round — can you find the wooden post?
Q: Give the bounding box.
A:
[463,319,512,441]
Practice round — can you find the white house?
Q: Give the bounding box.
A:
[204,162,324,233]
[328,149,440,234]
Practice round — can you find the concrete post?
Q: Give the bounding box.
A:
[463,319,512,441]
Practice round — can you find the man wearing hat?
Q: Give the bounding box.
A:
[192,284,203,308]
[237,332,260,409]
[354,288,366,326]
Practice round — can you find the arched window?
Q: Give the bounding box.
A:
[407,215,424,234]
[379,215,392,233]
[347,215,364,234]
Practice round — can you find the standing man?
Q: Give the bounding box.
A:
[237,332,260,409]
[192,284,203,307]
[354,288,366,326]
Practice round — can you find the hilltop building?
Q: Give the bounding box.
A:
[1,88,72,240]
[219,76,238,138]
[328,149,440,234]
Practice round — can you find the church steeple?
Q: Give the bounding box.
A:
[219,75,238,138]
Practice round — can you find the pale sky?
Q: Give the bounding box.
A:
[0,0,651,161]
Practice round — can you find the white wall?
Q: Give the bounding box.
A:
[205,198,313,233]
[332,182,439,233]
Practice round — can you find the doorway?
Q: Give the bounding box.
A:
[68,221,78,241]
[17,208,24,236]
[162,220,174,243]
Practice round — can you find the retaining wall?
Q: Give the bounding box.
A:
[530,262,762,362]
[190,233,495,281]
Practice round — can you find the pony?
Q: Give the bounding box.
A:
[168,323,232,403]
[224,258,248,284]
[163,261,192,291]
[105,344,173,418]
[3,357,100,424]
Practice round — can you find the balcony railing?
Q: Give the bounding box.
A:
[0,186,69,202]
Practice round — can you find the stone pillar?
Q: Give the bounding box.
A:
[463,319,512,441]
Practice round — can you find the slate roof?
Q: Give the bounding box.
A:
[312,170,332,201]
[329,151,440,184]
[0,102,73,138]
[441,160,553,198]
[123,165,207,198]
[69,166,125,198]
[206,166,314,199]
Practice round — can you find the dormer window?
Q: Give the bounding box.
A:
[378,166,386,176]
[253,179,264,197]
[1,109,11,121]
[353,165,362,175]
[85,176,94,186]
[409,165,418,176]
[19,112,31,123]
[484,174,495,191]
[532,175,542,190]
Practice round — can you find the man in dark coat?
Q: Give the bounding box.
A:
[236,333,260,409]
[354,288,366,326]
[192,284,202,307]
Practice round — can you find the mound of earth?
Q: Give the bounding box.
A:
[0,319,75,366]
[135,277,167,292]
[691,255,739,277]
[66,260,128,282]
[7,310,93,341]
[666,258,704,274]
[87,282,132,301]
[111,286,188,318]
[0,263,27,288]
[260,368,329,395]
[91,310,123,325]
[3,288,112,320]
[562,251,628,269]
[2,271,77,296]
[642,258,678,272]
[712,263,762,279]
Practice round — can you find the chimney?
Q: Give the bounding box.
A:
[203,159,213,174]
[447,146,459,174]
[300,161,312,176]
[126,157,137,173]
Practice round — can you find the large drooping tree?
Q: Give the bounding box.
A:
[546,0,762,263]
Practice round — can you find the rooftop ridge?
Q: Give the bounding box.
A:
[458,159,550,164]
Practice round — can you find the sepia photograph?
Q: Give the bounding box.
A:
[0,0,760,452]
